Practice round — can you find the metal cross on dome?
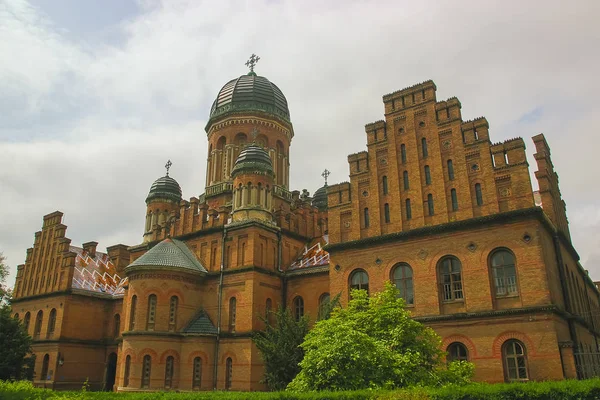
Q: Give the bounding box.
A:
[245,53,260,73]
[250,127,260,142]
[165,160,172,176]
[322,169,330,185]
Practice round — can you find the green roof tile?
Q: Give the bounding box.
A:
[126,238,207,274]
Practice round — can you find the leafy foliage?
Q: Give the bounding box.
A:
[0,252,11,304]
[288,282,473,391]
[252,306,310,391]
[0,305,35,381]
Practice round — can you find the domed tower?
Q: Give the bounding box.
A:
[143,160,182,242]
[230,141,275,223]
[204,55,293,210]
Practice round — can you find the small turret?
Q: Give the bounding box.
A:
[143,160,182,242]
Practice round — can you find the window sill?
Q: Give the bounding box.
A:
[495,294,519,299]
[442,299,465,304]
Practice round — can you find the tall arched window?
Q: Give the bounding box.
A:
[363,208,370,228]
[113,314,120,337]
[403,171,409,190]
[427,194,434,216]
[41,354,50,380]
[447,160,455,180]
[123,355,131,387]
[318,293,330,320]
[169,296,178,332]
[350,269,369,294]
[129,295,137,331]
[400,144,407,163]
[424,165,431,185]
[490,249,518,296]
[225,357,233,390]
[439,257,463,301]
[392,263,414,305]
[503,340,528,381]
[229,297,237,333]
[192,357,202,390]
[384,203,390,223]
[451,188,458,211]
[447,342,469,362]
[147,294,157,331]
[46,308,56,339]
[142,355,152,388]
[405,199,412,220]
[164,356,174,389]
[23,312,30,333]
[475,183,483,206]
[293,296,304,321]
[421,138,428,158]
[34,310,43,339]
[382,176,388,195]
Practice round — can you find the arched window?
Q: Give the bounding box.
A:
[382,176,388,195]
[47,308,56,339]
[403,171,409,190]
[427,194,434,216]
[384,203,390,223]
[424,165,431,185]
[225,357,233,390]
[318,293,330,320]
[129,295,137,331]
[392,263,414,305]
[41,354,50,380]
[164,356,174,389]
[124,355,131,387]
[447,342,469,362]
[439,257,463,301]
[475,183,483,206]
[350,269,369,294]
[169,296,178,332]
[293,296,304,321]
[451,189,458,211]
[34,310,43,339]
[421,138,428,158]
[113,314,120,337]
[142,355,152,388]
[363,208,370,228]
[23,312,30,333]
[147,294,157,331]
[229,297,237,333]
[405,199,412,220]
[400,144,407,163]
[447,160,455,180]
[192,357,202,390]
[503,340,528,381]
[491,249,518,296]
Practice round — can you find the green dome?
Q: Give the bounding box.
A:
[231,143,274,176]
[312,184,328,211]
[146,175,182,203]
[126,238,207,274]
[207,74,291,129]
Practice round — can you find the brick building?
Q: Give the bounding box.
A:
[10,63,600,391]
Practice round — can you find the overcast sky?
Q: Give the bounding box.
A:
[1,0,599,284]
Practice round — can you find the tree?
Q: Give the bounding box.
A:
[287,282,474,391]
[252,306,309,391]
[0,252,10,304]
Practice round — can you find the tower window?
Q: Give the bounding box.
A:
[142,355,151,388]
[129,295,137,331]
[382,176,388,195]
[229,297,237,333]
[392,263,414,305]
[225,358,233,390]
[193,357,202,390]
[124,355,131,387]
[384,203,390,223]
[146,294,157,331]
[364,208,370,228]
[164,356,174,389]
[401,144,407,163]
[475,183,483,206]
[490,249,518,296]
[439,256,463,301]
[169,296,178,331]
[403,171,409,190]
[421,138,428,158]
[424,165,431,185]
[451,189,458,211]
[447,160,454,180]
[46,308,56,339]
[427,194,434,216]
[406,199,412,220]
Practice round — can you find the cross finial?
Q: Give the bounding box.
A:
[250,127,260,142]
[165,160,172,176]
[245,53,260,74]
[321,169,330,185]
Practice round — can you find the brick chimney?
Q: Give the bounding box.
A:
[82,241,98,258]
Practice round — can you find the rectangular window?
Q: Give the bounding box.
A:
[475,183,483,206]
[424,165,431,185]
[451,189,458,211]
[401,144,407,163]
[364,208,370,228]
[403,171,409,190]
[384,203,390,223]
[427,194,434,216]
[405,199,412,220]
[447,160,454,180]
[421,138,428,158]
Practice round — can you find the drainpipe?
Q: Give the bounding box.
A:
[277,231,286,308]
[213,227,227,390]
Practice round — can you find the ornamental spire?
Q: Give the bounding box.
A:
[321,169,330,185]
[245,53,260,75]
[165,159,172,176]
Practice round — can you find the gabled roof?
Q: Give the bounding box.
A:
[70,246,127,297]
[184,310,217,335]
[126,238,207,274]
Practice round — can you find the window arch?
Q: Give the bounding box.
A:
[318,293,330,320]
[427,194,434,216]
[424,165,431,185]
[169,296,178,331]
[113,314,120,337]
[41,354,50,380]
[421,138,428,158]
[192,357,202,390]
[384,203,390,223]
[350,269,369,294]
[400,144,407,163]
[439,257,463,301]
[293,296,304,321]
[47,308,56,338]
[475,183,483,206]
[447,160,455,180]
[147,294,157,331]
[164,356,174,389]
[403,171,409,190]
[34,310,43,339]
[225,357,233,390]
[382,176,388,195]
[451,188,458,211]
[124,355,131,387]
[363,208,370,228]
[392,263,414,305]
[490,249,518,296]
[503,340,528,381]
[23,312,30,333]
[405,199,412,220]
[129,295,137,331]
[229,297,237,333]
[447,342,469,362]
[142,355,151,388]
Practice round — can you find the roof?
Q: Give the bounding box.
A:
[312,184,328,211]
[70,246,127,297]
[231,143,274,176]
[184,310,217,334]
[126,238,207,274]
[146,175,182,203]
[289,235,330,270]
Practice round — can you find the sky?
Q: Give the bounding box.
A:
[1,0,599,284]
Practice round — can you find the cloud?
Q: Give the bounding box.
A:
[1,0,600,283]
